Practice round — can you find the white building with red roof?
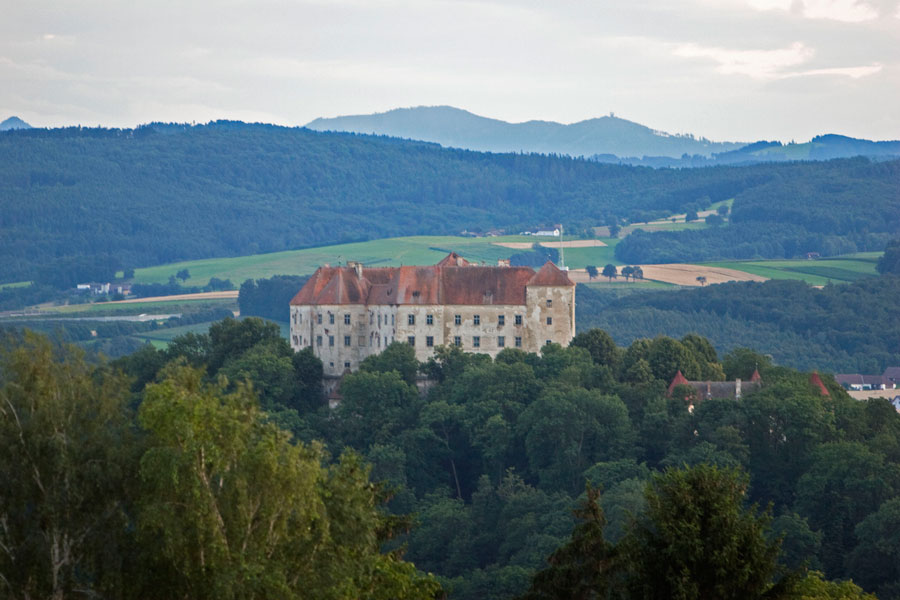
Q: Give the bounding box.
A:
[289,253,575,375]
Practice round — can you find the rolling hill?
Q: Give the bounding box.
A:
[306,105,744,158]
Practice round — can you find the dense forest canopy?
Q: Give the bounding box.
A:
[1,122,897,287]
[577,275,900,373]
[55,316,896,600]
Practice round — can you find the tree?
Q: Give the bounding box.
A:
[516,486,613,600]
[137,363,439,600]
[176,268,190,281]
[877,238,900,275]
[696,275,707,286]
[717,204,730,217]
[602,264,618,282]
[848,497,900,598]
[570,328,620,369]
[360,341,419,385]
[585,265,599,280]
[621,265,635,281]
[621,464,786,600]
[631,266,644,280]
[706,214,725,226]
[0,332,139,600]
[685,209,699,222]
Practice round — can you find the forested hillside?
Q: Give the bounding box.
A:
[615,157,900,263]
[2,122,897,288]
[577,275,900,373]
[98,319,900,599]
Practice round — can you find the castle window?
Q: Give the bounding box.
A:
[344,335,351,346]
[546,340,551,346]
[426,336,434,347]
[515,314,522,325]
[515,336,522,348]
[473,336,480,348]
[293,313,298,324]
[378,314,382,327]
[292,335,299,345]
[498,315,505,326]
[408,314,415,325]
[546,299,552,307]
[408,336,415,346]
[546,317,552,325]
[329,335,335,347]
[473,315,480,325]
[426,314,433,325]
[316,335,323,346]
[344,361,351,369]
[391,315,395,325]
[317,313,322,324]
[454,336,462,347]
[455,315,461,326]
[344,314,351,325]
[498,336,505,347]
[329,314,335,325]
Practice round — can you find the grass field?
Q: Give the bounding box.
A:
[33,297,237,316]
[708,254,879,286]
[132,235,622,286]
[0,281,30,290]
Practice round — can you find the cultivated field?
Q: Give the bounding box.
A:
[131,235,621,286]
[706,254,879,286]
[568,264,766,286]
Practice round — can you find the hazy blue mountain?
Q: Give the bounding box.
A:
[0,116,32,131]
[306,105,745,158]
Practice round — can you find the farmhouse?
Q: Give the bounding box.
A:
[289,253,575,376]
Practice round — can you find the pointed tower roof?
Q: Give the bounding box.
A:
[436,252,471,268]
[527,261,575,286]
[667,370,690,396]
[750,368,762,383]
[809,372,830,396]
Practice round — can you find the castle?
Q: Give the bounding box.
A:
[289,253,575,376]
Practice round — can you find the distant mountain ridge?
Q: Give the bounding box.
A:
[0,116,31,131]
[306,106,744,159]
[307,106,900,165]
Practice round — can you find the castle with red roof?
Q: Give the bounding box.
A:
[289,253,576,375]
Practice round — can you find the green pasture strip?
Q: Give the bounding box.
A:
[705,262,829,285]
[131,235,620,286]
[780,266,874,282]
[35,298,237,316]
[582,279,676,290]
[0,281,31,290]
[632,222,709,232]
[133,321,220,343]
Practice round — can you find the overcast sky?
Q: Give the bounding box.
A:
[2,0,898,142]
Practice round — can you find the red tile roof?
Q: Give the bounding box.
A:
[809,372,830,396]
[290,254,571,306]
[528,261,576,286]
[667,370,690,395]
[750,368,762,383]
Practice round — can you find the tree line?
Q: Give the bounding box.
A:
[2,122,896,288]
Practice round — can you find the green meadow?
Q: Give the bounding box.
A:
[708,254,880,286]
[132,235,621,286]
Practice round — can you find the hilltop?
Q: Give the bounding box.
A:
[0,116,32,131]
[306,105,744,158]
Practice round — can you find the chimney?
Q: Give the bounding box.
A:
[497,258,510,267]
[457,256,464,266]
[347,260,363,278]
[735,378,742,399]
